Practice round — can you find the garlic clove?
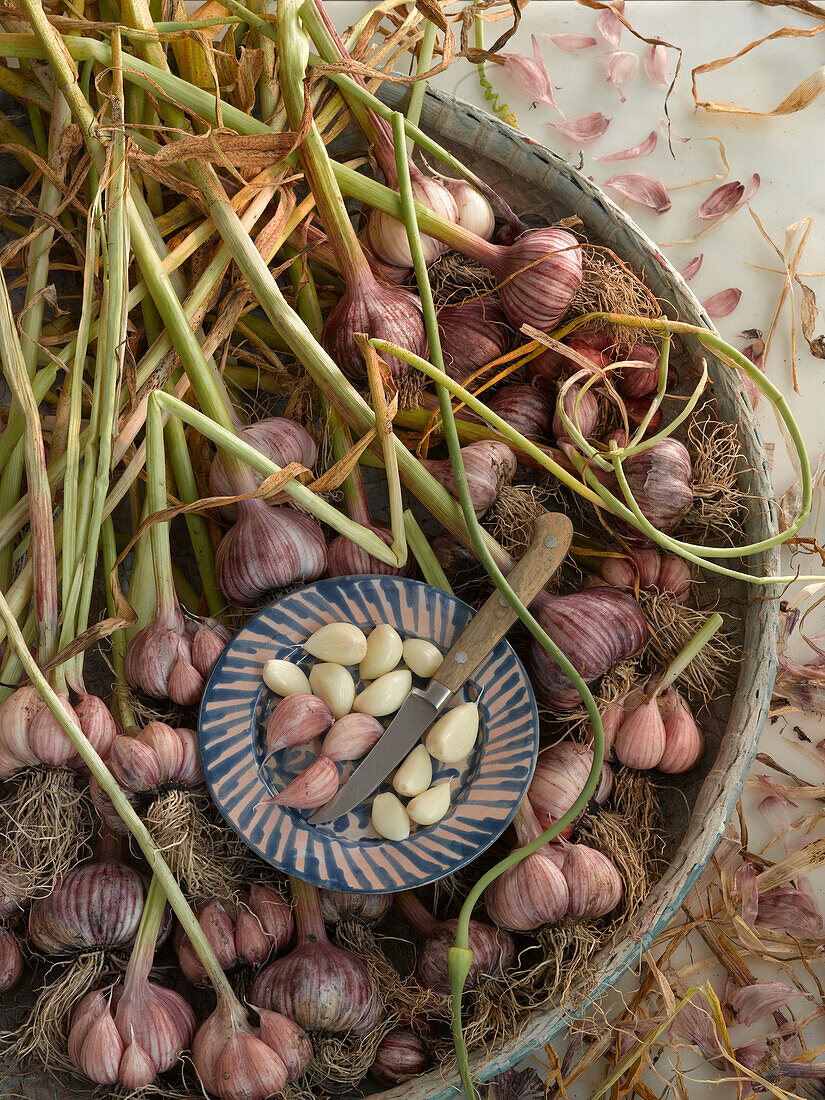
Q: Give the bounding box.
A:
[484,847,570,931]
[234,905,270,968]
[172,726,204,787]
[371,1026,429,1086]
[562,843,623,918]
[263,755,340,810]
[353,669,412,717]
[75,694,119,760]
[29,695,81,767]
[191,622,231,679]
[139,721,185,782]
[118,1039,156,1089]
[109,735,163,792]
[0,685,44,767]
[371,792,411,841]
[657,688,703,773]
[308,663,356,720]
[402,638,443,679]
[321,713,384,762]
[77,1001,124,1084]
[214,1029,288,1100]
[265,693,335,755]
[319,890,392,924]
[406,782,452,826]
[360,624,403,680]
[0,926,23,993]
[393,744,432,798]
[167,657,205,706]
[304,622,368,664]
[248,884,294,951]
[614,696,667,770]
[424,702,480,763]
[199,899,237,969]
[262,659,311,697]
[257,1009,312,1082]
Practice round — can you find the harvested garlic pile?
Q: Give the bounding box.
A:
[258,621,480,838]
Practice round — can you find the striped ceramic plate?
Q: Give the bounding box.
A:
[198,576,539,893]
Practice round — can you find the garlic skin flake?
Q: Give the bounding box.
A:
[407,782,452,826]
[360,624,403,680]
[304,622,368,664]
[308,663,356,720]
[372,792,410,841]
[402,638,442,679]
[393,745,432,798]
[425,702,480,763]
[262,659,311,697]
[353,670,412,717]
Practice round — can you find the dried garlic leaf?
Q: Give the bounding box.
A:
[799,281,825,359]
[692,24,825,116]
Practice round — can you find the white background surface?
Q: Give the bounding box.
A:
[324,2,825,1094]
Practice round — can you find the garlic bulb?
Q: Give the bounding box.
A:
[617,344,660,398]
[528,741,612,830]
[326,520,416,579]
[561,843,623,919]
[595,548,692,604]
[487,382,555,441]
[353,669,412,717]
[322,276,428,381]
[403,638,443,679]
[263,659,312,697]
[217,502,327,606]
[529,588,648,710]
[304,622,368,663]
[29,843,145,954]
[209,416,318,520]
[125,599,204,705]
[368,173,458,266]
[262,755,340,810]
[596,438,694,536]
[319,890,392,925]
[424,702,479,763]
[530,332,612,386]
[406,782,452,826]
[437,298,511,381]
[393,744,432,798]
[107,723,203,793]
[0,926,23,993]
[360,624,403,680]
[552,382,600,443]
[321,713,384,762]
[421,440,517,517]
[444,178,495,239]
[308,663,355,720]
[372,791,411,841]
[371,1027,429,1085]
[250,878,381,1034]
[396,893,514,995]
[192,998,295,1100]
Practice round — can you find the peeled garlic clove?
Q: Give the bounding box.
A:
[393,744,432,798]
[402,638,443,679]
[263,659,311,697]
[262,755,340,810]
[360,624,403,680]
[304,623,368,664]
[353,670,412,717]
[308,663,356,720]
[371,792,410,841]
[406,782,452,826]
[424,702,479,763]
[322,713,384,762]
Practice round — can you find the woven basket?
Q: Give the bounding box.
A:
[360,84,781,1099]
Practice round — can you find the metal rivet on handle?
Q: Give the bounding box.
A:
[454,651,469,664]
[499,594,509,607]
[544,535,558,548]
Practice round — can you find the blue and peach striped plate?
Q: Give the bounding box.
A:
[198,576,539,893]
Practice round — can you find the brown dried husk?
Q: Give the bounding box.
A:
[141,788,254,904]
[485,483,554,559]
[0,767,93,903]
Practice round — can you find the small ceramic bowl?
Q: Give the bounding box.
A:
[199,576,539,893]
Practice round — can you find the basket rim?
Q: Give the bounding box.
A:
[367,82,780,1100]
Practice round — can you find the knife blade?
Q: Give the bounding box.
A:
[307,509,573,827]
[307,680,453,825]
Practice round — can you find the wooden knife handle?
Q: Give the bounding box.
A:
[433,510,573,695]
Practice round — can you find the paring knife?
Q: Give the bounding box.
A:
[308,510,573,826]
